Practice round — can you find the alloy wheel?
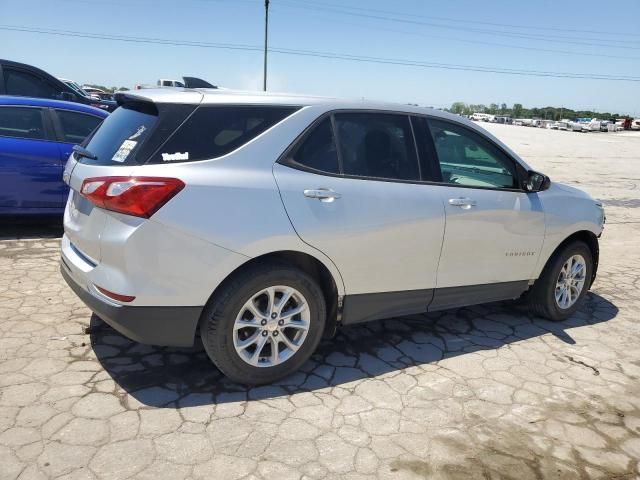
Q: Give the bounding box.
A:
[555,254,587,309]
[233,285,310,367]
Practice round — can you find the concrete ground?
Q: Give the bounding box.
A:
[1,125,639,480]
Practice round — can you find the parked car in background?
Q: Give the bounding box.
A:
[137,77,217,90]
[157,78,185,88]
[59,78,99,100]
[631,119,640,131]
[569,122,587,132]
[470,113,494,122]
[82,86,114,101]
[0,96,107,215]
[495,116,512,124]
[61,89,604,384]
[0,59,117,112]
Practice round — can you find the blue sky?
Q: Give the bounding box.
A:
[2,0,639,115]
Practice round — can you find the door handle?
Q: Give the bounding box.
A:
[448,197,477,209]
[303,188,341,202]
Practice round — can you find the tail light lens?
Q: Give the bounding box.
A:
[80,176,185,218]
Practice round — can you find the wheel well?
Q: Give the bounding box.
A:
[204,251,340,337]
[548,230,600,287]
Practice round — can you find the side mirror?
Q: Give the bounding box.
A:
[524,171,550,192]
[60,92,76,102]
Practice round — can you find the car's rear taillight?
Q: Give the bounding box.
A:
[80,176,185,218]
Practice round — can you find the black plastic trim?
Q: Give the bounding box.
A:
[428,280,530,312]
[61,263,202,347]
[340,281,531,325]
[342,289,433,325]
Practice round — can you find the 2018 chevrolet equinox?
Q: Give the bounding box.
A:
[61,89,605,384]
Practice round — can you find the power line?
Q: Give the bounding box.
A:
[327,17,640,61]
[278,0,640,38]
[1,25,639,82]
[147,0,640,61]
[0,25,264,52]
[273,0,640,50]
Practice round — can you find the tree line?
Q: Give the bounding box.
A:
[447,102,629,120]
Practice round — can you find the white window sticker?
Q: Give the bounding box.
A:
[128,125,146,140]
[161,152,189,162]
[112,140,137,163]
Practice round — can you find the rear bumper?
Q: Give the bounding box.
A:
[61,262,202,347]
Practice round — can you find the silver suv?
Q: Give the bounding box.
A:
[61,89,605,384]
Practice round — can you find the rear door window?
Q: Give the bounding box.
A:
[334,113,420,181]
[0,107,46,140]
[54,110,103,144]
[289,118,339,174]
[147,105,299,163]
[5,69,60,99]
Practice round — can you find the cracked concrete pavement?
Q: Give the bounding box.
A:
[1,125,640,479]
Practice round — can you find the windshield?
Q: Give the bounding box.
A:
[63,80,92,98]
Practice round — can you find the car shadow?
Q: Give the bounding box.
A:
[88,292,618,408]
[0,216,63,240]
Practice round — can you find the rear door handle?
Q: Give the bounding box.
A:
[304,188,341,202]
[448,197,477,209]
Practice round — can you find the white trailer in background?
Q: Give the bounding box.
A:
[470,113,495,122]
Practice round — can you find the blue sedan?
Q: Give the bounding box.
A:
[0,96,108,215]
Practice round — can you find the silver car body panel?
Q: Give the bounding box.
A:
[61,88,603,344]
[274,162,445,294]
[532,182,603,278]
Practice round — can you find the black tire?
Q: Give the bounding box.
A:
[527,241,593,321]
[200,262,326,385]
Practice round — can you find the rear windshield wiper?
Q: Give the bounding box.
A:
[73,145,97,160]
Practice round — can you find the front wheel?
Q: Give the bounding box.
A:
[527,241,593,321]
[200,263,326,385]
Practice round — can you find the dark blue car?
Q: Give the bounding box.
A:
[0,96,108,215]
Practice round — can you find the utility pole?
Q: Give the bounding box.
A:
[263,0,270,91]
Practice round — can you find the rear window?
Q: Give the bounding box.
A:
[147,105,299,164]
[79,102,195,165]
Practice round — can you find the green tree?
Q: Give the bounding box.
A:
[450,102,467,115]
[512,103,523,118]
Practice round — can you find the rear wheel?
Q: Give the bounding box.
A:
[527,241,593,321]
[200,263,326,385]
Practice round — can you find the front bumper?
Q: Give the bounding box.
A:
[61,261,202,347]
